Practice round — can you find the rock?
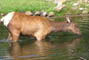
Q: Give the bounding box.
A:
[79,57,86,60]
[79,8,84,11]
[54,0,66,12]
[48,12,54,17]
[34,11,40,16]
[54,0,66,5]
[46,0,52,2]
[73,3,79,7]
[54,4,65,12]
[0,13,4,16]
[25,11,33,16]
[40,10,47,17]
[82,8,88,14]
[54,0,60,5]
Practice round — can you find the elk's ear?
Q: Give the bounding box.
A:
[65,15,71,23]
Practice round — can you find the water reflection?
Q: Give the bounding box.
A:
[34,41,53,55]
[10,40,53,60]
[66,38,81,56]
[10,37,82,60]
[10,43,22,57]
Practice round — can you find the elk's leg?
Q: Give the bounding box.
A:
[10,30,20,43]
[8,32,12,42]
[35,34,46,41]
[34,30,48,41]
[35,35,46,41]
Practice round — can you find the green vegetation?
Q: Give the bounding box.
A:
[0,0,89,16]
[0,0,55,13]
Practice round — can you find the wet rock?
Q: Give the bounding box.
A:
[40,10,47,17]
[25,11,33,16]
[79,8,84,11]
[73,3,79,7]
[54,4,65,12]
[82,8,88,14]
[54,0,59,4]
[79,57,86,60]
[54,0,66,12]
[34,11,40,16]
[48,12,54,17]
[46,0,52,2]
[54,0,66,5]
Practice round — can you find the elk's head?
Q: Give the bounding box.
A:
[63,16,81,36]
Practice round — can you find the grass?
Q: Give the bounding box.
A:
[0,0,89,16]
[0,0,55,13]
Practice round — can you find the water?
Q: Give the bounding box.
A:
[0,16,89,60]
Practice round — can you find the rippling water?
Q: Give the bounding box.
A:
[0,16,89,60]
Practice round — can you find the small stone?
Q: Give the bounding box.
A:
[56,2,62,7]
[54,4,65,12]
[73,3,79,6]
[79,57,86,60]
[54,0,66,5]
[25,11,33,16]
[79,8,84,11]
[82,9,88,14]
[34,11,40,16]
[46,0,52,2]
[54,0,62,5]
[48,12,54,17]
[40,10,47,17]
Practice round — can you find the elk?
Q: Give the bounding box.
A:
[0,12,81,42]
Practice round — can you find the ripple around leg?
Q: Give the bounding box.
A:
[18,54,39,58]
[0,56,13,60]
[0,39,8,43]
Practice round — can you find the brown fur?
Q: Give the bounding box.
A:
[7,12,81,42]
[50,21,81,35]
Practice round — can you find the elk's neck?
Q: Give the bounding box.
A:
[50,21,69,32]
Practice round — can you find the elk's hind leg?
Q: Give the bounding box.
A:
[35,34,47,41]
[34,30,49,41]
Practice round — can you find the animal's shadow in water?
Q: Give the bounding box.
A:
[9,39,53,60]
[9,37,81,60]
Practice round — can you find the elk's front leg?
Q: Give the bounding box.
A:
[11,30,20,43]
[8,32,12,41]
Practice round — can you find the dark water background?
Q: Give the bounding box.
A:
[0,16,89,60]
